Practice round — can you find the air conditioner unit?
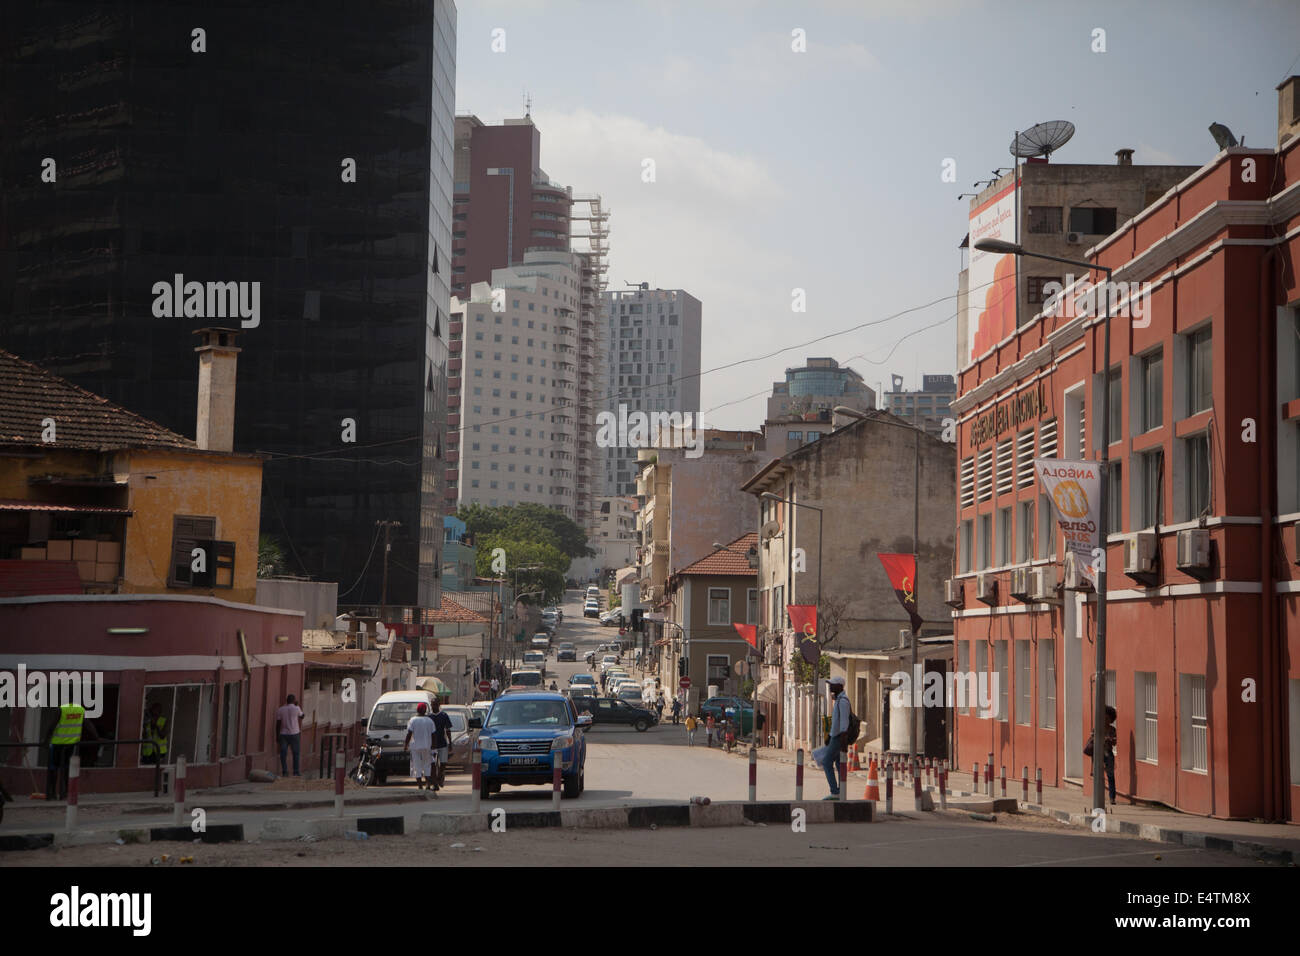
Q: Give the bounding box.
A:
[944,578,965,609]
[976,572,998,606]
[1123,531,1158,584]
[1176,528,1212,579]
[1066,231,1084,244]
[1030,565,1059,602]
[1009,566,1032,602]
[1063,552,1093,591]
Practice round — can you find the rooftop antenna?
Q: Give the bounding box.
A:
[1010,120,1076,159]
[523,91,532,118]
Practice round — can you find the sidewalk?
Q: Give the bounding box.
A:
[723,742,1299,861]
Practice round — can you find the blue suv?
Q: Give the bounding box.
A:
[477,692,591,799]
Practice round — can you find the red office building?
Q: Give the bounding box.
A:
[949,78,1300,822]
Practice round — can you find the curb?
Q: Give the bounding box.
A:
[260,817,350,841]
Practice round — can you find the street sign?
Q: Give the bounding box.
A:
[734,660,747,677]
[679,676,691,689]
[478,680,491,694]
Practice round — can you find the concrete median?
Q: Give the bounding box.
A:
[260,817,350,841]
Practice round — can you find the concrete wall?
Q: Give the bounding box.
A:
[256,578,338,629]
[665,451,763,578]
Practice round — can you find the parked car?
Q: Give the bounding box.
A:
[599,609,624,627]
[510,668,545,690]
[363,689,442,785]
[615,685,648,705]
[700,695,754,734]
[556,642,577,662]
[477,692,590,798]
[438,704,480,773]
[568,673,597,691]
[567,695,657,732]
[583,600,600,618]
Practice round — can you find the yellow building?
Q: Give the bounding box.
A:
[0,329,264,604]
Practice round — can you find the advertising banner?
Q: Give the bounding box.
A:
[966,179,1018,366]
[1035,458,1102,588]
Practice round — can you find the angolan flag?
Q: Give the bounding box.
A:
[733,623,758,649]
[878,552,923,634]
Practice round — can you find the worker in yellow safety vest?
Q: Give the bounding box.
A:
[45,702,85,800]
[141,703,169,765]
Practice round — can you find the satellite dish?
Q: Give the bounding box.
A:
[760,520,782,541]
[1010,121,1076,159]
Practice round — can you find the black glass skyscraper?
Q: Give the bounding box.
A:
[0,1,457,608]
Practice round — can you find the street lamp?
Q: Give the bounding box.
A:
[833,406,923,768]
[973,237,1115,813]
[761,491,824,750]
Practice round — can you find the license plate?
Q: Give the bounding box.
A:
[509,757,540,766]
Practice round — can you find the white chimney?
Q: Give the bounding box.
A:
[194,327,241,452]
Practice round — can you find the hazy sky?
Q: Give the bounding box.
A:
[455,0,1300,430]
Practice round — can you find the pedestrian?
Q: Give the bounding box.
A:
[705,713,715,747]
[685,713,698,746]
[1085,705,1119,806]
[404,702,437,793]
[430,697,454,791]
[490,676,500,699]
[275,694,304,777]
[816,676,850,799]
[655,693,665,722]
[671,697,682,725]
[45,700,85,800]
[141,702,169,767]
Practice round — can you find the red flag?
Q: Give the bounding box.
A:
[786,604,817,641]
[878,553,923,633]
[733,623,757,648]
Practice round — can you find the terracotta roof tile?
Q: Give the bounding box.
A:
[677,532,759,577]
[0,349,195,452]
[422,596,490,624]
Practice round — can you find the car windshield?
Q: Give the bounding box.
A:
[571,676,594,685]
[369,701,427,731]
[486,699,571,728]
[511,671,542,685]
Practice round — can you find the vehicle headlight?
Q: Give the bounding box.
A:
[551,735,573,752]
[478,737,498,752]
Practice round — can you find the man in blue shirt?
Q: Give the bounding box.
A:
[821,677,850,799]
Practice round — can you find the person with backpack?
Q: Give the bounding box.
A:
[819,676,852,799]
[1085,705,1118,806]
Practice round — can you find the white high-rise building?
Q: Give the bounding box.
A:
[601,286,702,496]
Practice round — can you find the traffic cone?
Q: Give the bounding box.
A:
[849,748,861,772]
[863,760,880,802]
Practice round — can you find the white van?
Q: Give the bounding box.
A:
[365,689,440,785]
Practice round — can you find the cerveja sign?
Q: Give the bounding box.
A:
[1034,458,1102,588]
[969,383,1047,448]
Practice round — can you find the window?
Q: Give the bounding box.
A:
[1027,206,1063,234]
[995,642,1009,720]
[706,655,730,682]
[1106,461,1122,534]
[960,519,973,573]
[996,506,1012,565]
[1107,367,1122,443]
[747,588,758,625]
[1016,640,1031,725]
[1016,500,1034,563]
[787,431,802,442]
[708,587,731,625]
[1182,432,1211,520]
[1180,674,1207,773]
[1186,326,1212,415]
[1138,449,1163,528]
[1038,639,1056,729]
[1068,206,1117,235]
[1105,669,1117,709]
[1139,350,1163,432]
[169,515,232,589]
[1027,275,1063,304]
[142,684,215,765]
[979,513,992,569]
[1136,672,1158,763]
[975,642,988,719]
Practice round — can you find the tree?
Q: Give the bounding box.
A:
[458,503,594,560]
[815,597,850,650]
[788,648,830,686]
[257,534,285,578]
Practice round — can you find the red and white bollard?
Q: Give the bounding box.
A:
[838,752,848,801]
[472,748,483,813]
[1000,765,1007,798]
[65,754,80,831]
[986,754,994,796]
[795,749,804,801]
[885,764,893,814]
[912,760,922,811]
[748,747,757,802]
[973,761,980,791]
[1022,765,1029,803]
[334,749,345,816]
[939,763,947,810]
[173,756,187,824]
[552,754,562,811]
[1035,767,1043,805]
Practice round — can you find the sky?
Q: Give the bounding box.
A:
[454,0,1300,430]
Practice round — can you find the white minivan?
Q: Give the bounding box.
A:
[365,689,441,785]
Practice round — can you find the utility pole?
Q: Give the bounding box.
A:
[377,520,401,621]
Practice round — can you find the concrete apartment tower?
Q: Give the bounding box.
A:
[447,114,608,532]
[882,373,957,439]
[602,287,703,495]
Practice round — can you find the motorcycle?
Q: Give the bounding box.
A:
[353,739,383,787]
